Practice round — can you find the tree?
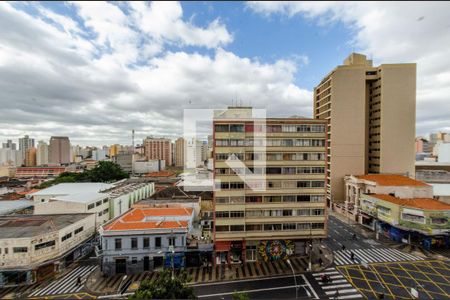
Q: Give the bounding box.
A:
[129,269,195,299]
[232,291,250,300]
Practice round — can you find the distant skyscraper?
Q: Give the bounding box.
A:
[175,137,185,167]
[19,135,34,165]
[2,140,16,150]
[144,137,172,166]
[25,147,37,167]
[49,136,71,165]
[36,141,49,166]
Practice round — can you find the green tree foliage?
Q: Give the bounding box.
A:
[232,291,250,300]
[37,161,128,188]
[129,269,195,299]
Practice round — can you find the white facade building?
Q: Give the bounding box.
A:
[133,160,165,174]
[437,143,450,163]
[36,141,49,166]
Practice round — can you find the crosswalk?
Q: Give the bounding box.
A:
[312,268,362,300]
[28,265,97,297]
[333,248,424,266]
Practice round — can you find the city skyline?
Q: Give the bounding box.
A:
[1,2,450,145]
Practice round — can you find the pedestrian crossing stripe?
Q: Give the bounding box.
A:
[312,268,363,300]
[29,265,97,297]
[333,248,424,266]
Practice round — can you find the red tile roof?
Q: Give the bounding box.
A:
[356,175,429,187]
[103,206,193,231]
[370,194,450,210]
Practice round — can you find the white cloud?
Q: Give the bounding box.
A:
[248,1,450,136]
[0,1,308,146]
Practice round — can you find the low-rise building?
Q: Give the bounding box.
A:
[431,184,450,204]
[100,206,194,275]
[134,159,165,174]
[344,174,432,221]
[15,166,67,178]
[31,183,114,203]
[0,214,96,286]
[360,194,450,249]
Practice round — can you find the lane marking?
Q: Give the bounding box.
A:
[301,274,319,299]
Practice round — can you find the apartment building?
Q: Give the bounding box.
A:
[0,214,96,286]
[213,107,328,264]
[25,147,37,167]
[49,136,71,165]
[19,135,34,165]
[36,141,49,166]
[175,137,185,167]
[144,137,172,166]
[314,53,416,203]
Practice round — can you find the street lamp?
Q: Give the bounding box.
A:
[286,259,298,299]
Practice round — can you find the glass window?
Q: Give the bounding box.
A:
[283,195,296,202]
[96,200,102,207]
[115,238,122,250]
[297,209,310,216]
[143,237,150,249]
[282,223,296,230]
[230,124,244,132]
[131,238,138,249]
[61,233,72,242]
[283,210,293,216]
[13,247,28,253]
[215,125,229,132]
[297,195,311,202]
[168,237,175,246]
[312,223,324,229]
[215,225,229,232]
[230,225,245,231]
[297,181,311,188]
[312,209,324,216]
[311,181,325,188]
[155,237,161,248]
[87,203,95,210]
[74,226,84,234]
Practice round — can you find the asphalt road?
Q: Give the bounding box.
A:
[193,274,317,299]
[326,215,378,251]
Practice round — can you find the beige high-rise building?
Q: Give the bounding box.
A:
[313,53,416,204]
[36,140,49,166]
[25,147,37,167]
[144,137,172,166]
[49,136,71,165]
[213,107,327,264]
[175,137,185,167]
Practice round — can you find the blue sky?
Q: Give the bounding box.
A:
[0,1,449,145]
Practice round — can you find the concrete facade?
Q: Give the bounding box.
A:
[49,136,71,165]
[144,138,172,166]
[314,53,416,203]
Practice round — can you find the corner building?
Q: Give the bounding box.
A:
[314,53,416,204]
[213,107,328,264]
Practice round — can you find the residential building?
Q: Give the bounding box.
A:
[344,174,432,222]
[175,137,185,167]
[144,137,172,166]
[359,194,450,249]
[213,107,328,264]
[19,135,34,165]
[437,143,450,163]
[0,214,96,286]
[36,141,49,166]
[100,206,194,275]
[2,140,16,150]
[0,148,23,166]
[92,149,108,161]
[49,136,71,165]
[415,137,432,154]
[430,183,450,204]
[186,138,203,169]
[314,53,416,203]
[109,144,120,158]
[25,147,37,167]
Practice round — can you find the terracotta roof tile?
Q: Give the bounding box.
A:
[356,174,429,187]
[370,194,450,210]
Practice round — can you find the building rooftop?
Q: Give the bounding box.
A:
[355,174,429,187]
[370,194,450,210]
[103,181,150,198]
[0,200,34,215]
[103,206,193,232]
[430,184,450,196]
[0,214,92,239]
[53,192,108,204]
[31,183,114,196]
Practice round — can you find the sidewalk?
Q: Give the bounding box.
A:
[86,246,333,295]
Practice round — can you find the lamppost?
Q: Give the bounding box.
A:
[286,259,298,299]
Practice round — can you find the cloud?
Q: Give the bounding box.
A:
[0,2,309,146]
[247,1,450,136]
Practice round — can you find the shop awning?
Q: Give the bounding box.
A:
[215,241,231,251]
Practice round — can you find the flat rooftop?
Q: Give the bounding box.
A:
[0,214,92,239]
[31,183,114,196]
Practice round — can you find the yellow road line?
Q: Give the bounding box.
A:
[410,263,449,296]
[371,265,394,299]
[397,263,433,299]
[358,264,380,299]
[338,266,369,299]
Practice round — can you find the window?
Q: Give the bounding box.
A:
[230,211,245,218]
[283,195,296,202]
[215,211,230,218]
[143,238,150,249]
[230,225,245,231]
[230,124,244,132]
[87,203,95,210]
[215,225,229,232]
[230,197,245,204]
[103,198,109,204]
[132,257,138,264]
[246,210,263,217]
[311,195,325,202]
[103,208,109,214]
[155,237,161,248]
[297,181,311,188]
[401,213,425,224]
[431,217,447,225]
[216,139,229,146]
[96,200,102,207]
[13,247,28,253]
[230,182,244,189]
[311,167,325,174]
[263,224,281,231]
[312,209,324,216]
[297,223,310,230]
[168,237,176,246]
[246,224,262,231]
[246,196,262,203]
[282,223,296,230]
[312,223,324,229]
[4,248,8,254]
[131,238,138,249]
[216,197,229,204]
[283,210,293,216]
[267,125,282,133]
[61,232,72,242]
[264,196,282,203]
[297,209,310,216]
[115,238,122,250]
[297,195,311,202]
[297,167,311,174]
[74,226,84,235]
[215,153,228,160]
[230,139,244,146]
[98,211,103,217]
[311,181,325,188]
[35,240,56,251]
[215,124,229,132]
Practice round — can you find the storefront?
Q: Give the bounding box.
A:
[214,241,230,265]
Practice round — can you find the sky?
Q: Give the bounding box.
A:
[1,1,450,147]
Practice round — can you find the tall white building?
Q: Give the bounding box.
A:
[185,138,203,169]
[2,140,16,150]
[0,148,23,166]
[36,141,49,166]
